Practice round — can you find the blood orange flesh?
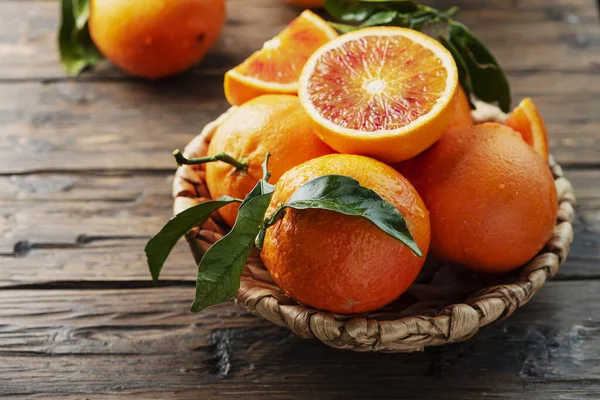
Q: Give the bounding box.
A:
[307,35,449,131]
[298,27,458,162]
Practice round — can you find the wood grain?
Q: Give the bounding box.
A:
[0,174,176,253]
[0,282,599,398]
[0,79,227,174]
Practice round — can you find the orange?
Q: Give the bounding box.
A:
[224,10,338,106]
[261,154,431,314]
[282,0,323,8]
[298,27,458,163]
[206,95,333,226]
[89,0,225,78]
[446,85,473,131]
[504,98,550,162]
[400,123,558,273]
[392,85,472,173]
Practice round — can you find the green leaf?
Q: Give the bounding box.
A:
[329,22,360,33]
[191,182,275,312]
[145,197,241,286]
[437,34,472,93]
[407,13,435,29]
[58,0,104,77]
[448,21,511,112]
[324,0,378,23]
[325,0,419,24]
[73,0,90,29]
[257,175,422,257]
[437,34,474,108]
[359,11,398,27]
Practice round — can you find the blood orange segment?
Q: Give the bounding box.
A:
[504,97,549,162]
[298,27,458,163]
[224,10,338,106]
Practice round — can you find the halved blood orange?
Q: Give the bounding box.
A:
[504,98,549,162]
[298,27,458,163]
[224,10,338,106]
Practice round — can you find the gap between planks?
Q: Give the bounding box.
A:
[0,275,599,292]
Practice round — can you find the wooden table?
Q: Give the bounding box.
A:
[1,0,599,398]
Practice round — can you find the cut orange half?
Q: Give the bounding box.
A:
[298,27,458,163]
[224,10,338,106]
[504,98,549,162]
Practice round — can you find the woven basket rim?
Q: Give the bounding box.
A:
[172,102,576,353]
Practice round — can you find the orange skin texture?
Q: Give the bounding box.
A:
[400,123,558,273]
[390,86,472,173]
[206,95,333,226]
[261,154,431,314]
[446,86,473,131]
[89,0,225,78]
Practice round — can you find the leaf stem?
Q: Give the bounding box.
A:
[261,151,272,182]
[173,149,248,171]
[439,6,460,21]
[255,203,286,250]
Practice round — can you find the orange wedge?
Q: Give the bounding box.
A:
[298,27,458,163]
[504,98,549,162]
[224,10,338,106]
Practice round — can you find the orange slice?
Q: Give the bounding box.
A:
[504,98,549,162]
[298,27,458,163]
[224,10,338,106]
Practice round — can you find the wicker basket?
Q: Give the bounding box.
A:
[172,103,576,353]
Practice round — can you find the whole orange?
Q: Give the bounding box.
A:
[89,0,225,78]
[446,86,473,131]
[401,123,557,273]
[261,154,431,314]
[206,95,333,226]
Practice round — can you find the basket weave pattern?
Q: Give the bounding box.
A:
[172,105,576,352]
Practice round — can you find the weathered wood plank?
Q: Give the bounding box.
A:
[0,79,227,174]
[1,0,599,80]
[0,282,599,398]
[1,72,599,175]
[0,168,597,285]
[0,240,196,286]
[0,174,178,254]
